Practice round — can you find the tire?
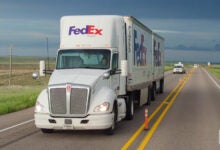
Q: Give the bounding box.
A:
[41,129,54,134]
[105,104,117,135]
[146,87,151,105]
[125,93,134,120]
[159,78,164,94]
[151,83,156,101]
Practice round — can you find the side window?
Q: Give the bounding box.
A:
[112,53,118,70]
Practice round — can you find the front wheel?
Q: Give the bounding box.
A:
[105,104,117,135]
[41,129,54,134]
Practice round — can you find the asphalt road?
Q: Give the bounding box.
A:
[0,67,220,150]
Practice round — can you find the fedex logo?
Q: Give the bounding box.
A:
[68,25,103,35]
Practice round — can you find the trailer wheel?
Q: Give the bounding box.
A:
[159,78,164,93]
[151,83,156,101]
[105,103,117,135]
[41,129,54,134]
[125,93,134,120]
[147,87,151,105]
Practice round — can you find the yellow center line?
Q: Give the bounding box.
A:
[121,71,190,150]
[137,70,193,150]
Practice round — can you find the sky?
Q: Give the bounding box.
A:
[1,0,220,63]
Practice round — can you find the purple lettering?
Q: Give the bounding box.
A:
[69,26,75,35]
[68,25,103,36]
[74,28,80,35]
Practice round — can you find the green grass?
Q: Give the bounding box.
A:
[206,65,220,79]
[0,86,44,115]
[165,65,173,71]
[0,73,50,115]
[0,56,53,115]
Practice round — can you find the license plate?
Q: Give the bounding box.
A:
[63,119,73,129]
[63,124,73,129]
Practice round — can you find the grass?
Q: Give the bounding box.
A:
[165,65,173,71]
[206,65,220,79]
[0,86,44,115]
[0,74,50,115]
[0,56,53,115]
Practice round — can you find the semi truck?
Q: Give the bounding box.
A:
[34,15,164,135]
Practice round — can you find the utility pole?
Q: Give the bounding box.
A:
[9,45,13,86]
[46,37,49,71]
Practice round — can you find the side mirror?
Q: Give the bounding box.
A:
[32,72,39,79]
[103,72,110,79]
[120,60,128,77]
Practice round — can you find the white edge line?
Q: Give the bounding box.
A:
[219,129,220,144]
[203,68,220,89]
[0,119,34,133]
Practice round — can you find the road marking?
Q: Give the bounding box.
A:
[121,73,185,150]
[219,130,220,144]
[204,68,220,90]
[0,119,34,133]
[121,69,193,150]
[163,102,169,105]
[137,70,192,150]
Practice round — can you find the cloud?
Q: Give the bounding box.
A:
[153,30,182,34]
[153,29,218,38]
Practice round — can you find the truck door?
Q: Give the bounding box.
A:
[111,53,120,95]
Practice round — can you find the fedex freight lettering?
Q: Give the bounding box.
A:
[69,25,103,35]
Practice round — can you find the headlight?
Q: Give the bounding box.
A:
[94,102,110,112]
[35,101,46,113]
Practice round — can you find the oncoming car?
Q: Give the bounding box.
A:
[173,62,185,74]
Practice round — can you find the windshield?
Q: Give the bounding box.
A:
[56,49,110,69]
[174,66,183,68]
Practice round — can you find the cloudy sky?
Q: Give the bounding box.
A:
[1,0,220,62]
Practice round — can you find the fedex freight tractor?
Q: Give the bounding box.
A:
[35,15,164,135]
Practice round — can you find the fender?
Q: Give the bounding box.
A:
[117,98,126,121]
[88,86,116,115]
[35,89,50,114]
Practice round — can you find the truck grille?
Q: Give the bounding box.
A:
[49,84,90,117]
[50,88,66,114]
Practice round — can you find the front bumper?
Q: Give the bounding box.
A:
[173,70,184,73]
[35,113,114,130]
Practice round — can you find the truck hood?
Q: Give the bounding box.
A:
[48,69,106,86]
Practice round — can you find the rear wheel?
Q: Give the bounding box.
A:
[147,87,152,105]
[125,93,134,120]
[151,83,156,101]
[159,78,164,93]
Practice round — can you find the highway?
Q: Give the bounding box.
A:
[0,67,220,150]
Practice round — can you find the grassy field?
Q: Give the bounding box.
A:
[0,56,53,115]
[206,65,220,79]
[0,86,45,114]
